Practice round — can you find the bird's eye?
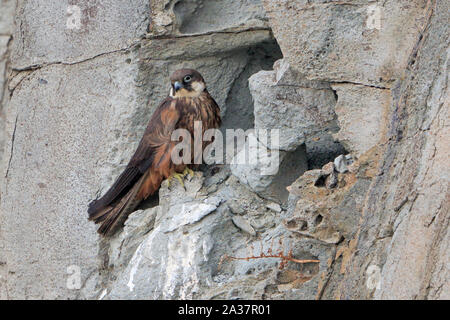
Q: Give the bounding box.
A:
[183,75,192,83]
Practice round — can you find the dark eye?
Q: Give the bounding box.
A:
[183,75,192,83]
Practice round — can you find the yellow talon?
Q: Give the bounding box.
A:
[167,172,185,189]
[183,168,195,178]
[167,168,195,189]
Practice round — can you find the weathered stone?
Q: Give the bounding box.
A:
[273,59,330,89]
[325,171,338,189]
[108,208,158,270]
[0,0,16,301]
[266,202,282,213]
[12,0,149,69]
[150,0,269,37]
[230,135,308,203]
[231,58,342,201]
[1,51,144,299]
[264,0,429,88]
[227,200,246,215]
[249,60,337,151]
[0,35,10,155]
[332,84,391,157]
[321,162,334,175]
[285,169,342,244]
[0,0,15,35]
[1,0,448,301]
[334,155,348,173]
[103,175,222,299]
[364,2,449,299]
[285,155,377,244]
[329,178,371,239]
[102,172,280,299]
[232,215,257,236]
[173,0,268,35]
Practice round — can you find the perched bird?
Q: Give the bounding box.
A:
[88,69,221,236]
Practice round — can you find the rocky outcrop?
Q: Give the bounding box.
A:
[339,0,449,299]
[263,0,429,88]
[251,59,337,152]
[231,58,344,202]
[0,0,448,300]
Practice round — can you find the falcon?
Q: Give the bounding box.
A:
[88,69,221,236]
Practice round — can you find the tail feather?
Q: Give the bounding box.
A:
[88,205,113,221]
[90,171,149,236]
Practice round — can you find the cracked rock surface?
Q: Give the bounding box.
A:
[0,0,448,300]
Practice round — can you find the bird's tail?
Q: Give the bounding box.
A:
[88,171,149,236]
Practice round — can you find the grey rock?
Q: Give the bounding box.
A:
[104,175,224,299]
[230,133,285,192]
[173,0,268,35]
[249,60,338,152]
[264,0,429,88]
[334,155,348,173]
[164,200,219,233]
[329,178,372,239]
[0,0,16,35]
[232,215,257,236]
[0,0,16,301]
[325,171,338,189]
[103,174,260,299]
[220,42,282,131]
[1,0,448,302]
[266,202,282,213]
[1,51,142,299]
[273,59,330,89]
[228,200,246,215]
[108,208,158,270]
[12,0,149,69]
[368,1,450,299]
[230,135,308,203]
[150,0,269,37]
[100,167,333,300]
[0,35,10,160]
[321,162,335,176]
[332,84,391,157]
[231,59,339,202]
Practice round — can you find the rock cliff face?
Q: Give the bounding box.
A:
[0,0,448,299]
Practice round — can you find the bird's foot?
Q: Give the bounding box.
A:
[167,168,194,190]
[182,167,195,179]
[167,172,185,189]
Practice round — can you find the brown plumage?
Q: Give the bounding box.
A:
[88,69,221,236]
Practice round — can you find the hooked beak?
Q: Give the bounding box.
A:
[174,81,183,91]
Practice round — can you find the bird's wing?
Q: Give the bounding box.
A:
[88,97,180,216]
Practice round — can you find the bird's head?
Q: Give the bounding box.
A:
[169,69,206,98]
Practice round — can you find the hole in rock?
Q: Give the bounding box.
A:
[299,220,308,231]
[314,214,323,227]
[306,134,348,169]
[314,175,327,188]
